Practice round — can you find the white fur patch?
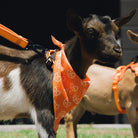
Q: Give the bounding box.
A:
[30,107,48,138]
[0,67,49,137]
[37,123,49,138]
[30,107,37,123]
[0,67,31,120]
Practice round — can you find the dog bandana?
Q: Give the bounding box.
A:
[52,37,90,132]
[112,62,138,114]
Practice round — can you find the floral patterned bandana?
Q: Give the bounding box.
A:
[53,47,90,132]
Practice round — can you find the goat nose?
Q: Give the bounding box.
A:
[113,45,122,53]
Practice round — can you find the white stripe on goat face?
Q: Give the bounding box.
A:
[0,67,31,120]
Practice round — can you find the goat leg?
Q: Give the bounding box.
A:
[126,101,138,138]
[30,107,56,138]
[65,103,86,138]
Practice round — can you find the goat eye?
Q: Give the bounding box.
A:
[87,28,99,39]
[88,28,95,34]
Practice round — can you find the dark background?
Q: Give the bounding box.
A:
[0,0,119,48]
[0,0,121,124]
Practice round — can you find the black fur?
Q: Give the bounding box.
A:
[20,55,55,137]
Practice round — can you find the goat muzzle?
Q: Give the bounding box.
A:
[113,45,122,54]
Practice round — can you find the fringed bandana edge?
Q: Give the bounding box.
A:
[52,36,90,132]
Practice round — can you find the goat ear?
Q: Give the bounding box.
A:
[66,10,82,33]
[127,30,138,44]
[113,9,136,28]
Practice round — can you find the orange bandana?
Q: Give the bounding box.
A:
[53,42,90,132]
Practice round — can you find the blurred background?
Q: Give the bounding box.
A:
[0,0,138,125]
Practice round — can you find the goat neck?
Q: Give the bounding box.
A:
[64,36,93,79]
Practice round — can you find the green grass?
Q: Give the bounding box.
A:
[57,125,133,138]
[0,125,133,138]
[0,130,37,138]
